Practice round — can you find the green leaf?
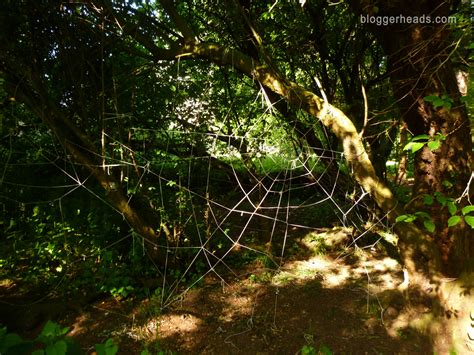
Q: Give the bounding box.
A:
[423,219,436,233]
[423,95,439,102]
[404,142,425,153]
[461,206,474,215]
[415,211,430,219]
[63,338,82,355]
[447,201,457,216]
[432,98,444,108]
[410,134,430,141]
[95,338,118,355]
[319,345,333,355]
[301,345,317,355]
[443,101,452,110]
[465,216,474,229]
[447,215,461,227]
[395,215,405,222]
[39,321,61,338]
[410,142,425,153]
[422,194,434,205]
[442,180,454,189]
[435,193,447,206]
[427,140,441,151]
[396,214,417,223]
[45,340,67,355]
[0,332,23,352]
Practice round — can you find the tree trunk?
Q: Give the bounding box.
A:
[348,1,474,352]
[363,1,474,276]
[396,122,408,183]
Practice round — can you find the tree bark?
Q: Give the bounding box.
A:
[351,0,473,275]
[347,2,474,352]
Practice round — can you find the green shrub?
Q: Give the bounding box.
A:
[0,321,118,355]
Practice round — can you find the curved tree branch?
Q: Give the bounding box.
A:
[131,36,441,280]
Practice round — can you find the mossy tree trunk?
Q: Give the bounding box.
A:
[352,0,473,276]
[349,1,474,352]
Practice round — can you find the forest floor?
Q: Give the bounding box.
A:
[6,226,438,354]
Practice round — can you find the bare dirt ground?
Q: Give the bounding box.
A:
[53,227,439,354]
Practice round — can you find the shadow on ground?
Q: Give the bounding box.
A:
[5,226,470,354]
[115,227,435,354]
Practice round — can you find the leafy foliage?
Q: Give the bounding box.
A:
[0,321,116,355]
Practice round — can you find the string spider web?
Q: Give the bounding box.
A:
[98,110,391,309]
[0,93,392,311]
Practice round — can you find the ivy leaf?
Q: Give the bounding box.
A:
[461,205,474,215]
[423,219,436,233]
[465,216,474,229]
[447,215,461,227]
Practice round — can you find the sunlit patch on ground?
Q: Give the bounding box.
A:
[272,227,402,292]
[0,279,15,288]
[106,228,433,354]
[157,313,202,337]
